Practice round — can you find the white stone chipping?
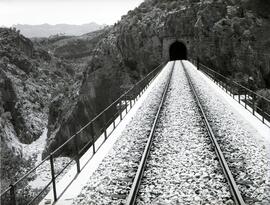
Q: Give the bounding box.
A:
[183,60,270,205]
[71,62,173,205]
[39,60,270,205]
[137,61,232,205]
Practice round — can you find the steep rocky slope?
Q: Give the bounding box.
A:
[44,0,270,157]
[0,27,85,191]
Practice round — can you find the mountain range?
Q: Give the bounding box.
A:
[13,22,106,38]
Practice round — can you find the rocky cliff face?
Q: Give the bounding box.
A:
[0,27,86,189]
[1,28,45,144]
[43,0,270,157]
[0,28,83,145]
[192,0,270,89]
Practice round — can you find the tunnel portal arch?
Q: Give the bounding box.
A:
[169,41,187,61]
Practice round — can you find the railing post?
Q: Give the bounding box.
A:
[74,134,80,174]
[113,118,116,129]
[119,99,123,120]
[238,87,241,103]
[103,113,107,140]
[104,126,107,139]
[10,184,16,205]
[125,94,128,114]
[139,86,142,97]
[252,93,255,115]
[244,92,247,109]
[129,95,132,108]
[262,99,265,123]
[134,85,137,102]
[197,57,200,70]
[90,123,96,154]
[232,84,235,99]
[50,154,57,202]
[136,85,140,100]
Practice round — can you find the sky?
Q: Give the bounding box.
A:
[0,0,144,27]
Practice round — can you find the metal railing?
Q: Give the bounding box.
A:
[0,62,165,205]
[191,59,270,127]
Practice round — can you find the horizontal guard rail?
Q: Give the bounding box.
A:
[191,58,270,127]
[1,62,166,205]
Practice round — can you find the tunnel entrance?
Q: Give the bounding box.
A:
[169,41,187,61]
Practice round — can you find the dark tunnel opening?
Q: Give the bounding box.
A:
[169,41,187,61]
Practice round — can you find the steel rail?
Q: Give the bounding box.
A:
[125,62,175,205]
[50,62,165,156]
[0,62,165,205]
[181,61,246,205]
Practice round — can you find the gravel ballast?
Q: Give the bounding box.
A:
[183,60,270,205]
[72,62,173,204]
[71,60,269,205]
[137,61,232,205]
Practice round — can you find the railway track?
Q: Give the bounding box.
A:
[125,60,246,205]
[182,61,245,205]
[125,61,175,205]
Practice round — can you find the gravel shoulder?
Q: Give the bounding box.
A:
[184,60,270,205]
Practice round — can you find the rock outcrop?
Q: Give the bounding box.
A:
[43,0,270,157]
[0,27,86,189]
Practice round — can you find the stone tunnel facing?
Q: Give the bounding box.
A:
[169,41,187,61]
